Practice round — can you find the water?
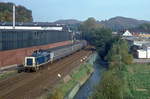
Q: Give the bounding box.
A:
[74,59,104,99]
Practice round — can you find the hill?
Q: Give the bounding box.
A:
[100,16,150,31]
[0,2,33,22]
[54,17,150,32]
[54,19,81,25]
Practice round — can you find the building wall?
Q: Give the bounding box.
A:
[0,41,72,67]
[147,49,150,58]
[0,32,2,50]
[0,30,71,51]
[137,50,147,58]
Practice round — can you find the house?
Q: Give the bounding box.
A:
[122,30,132,36]
[137,43,150,58]
[137,50,147,58]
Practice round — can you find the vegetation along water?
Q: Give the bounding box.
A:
[79,18,150,99]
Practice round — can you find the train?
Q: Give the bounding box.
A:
[23,40,87,72]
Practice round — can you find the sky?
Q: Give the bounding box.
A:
[0,0,150,22]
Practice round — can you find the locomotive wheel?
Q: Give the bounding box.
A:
[33,68,37,72]
[17,69,22,73]
[24,68,27,72]
[34,67,39,72]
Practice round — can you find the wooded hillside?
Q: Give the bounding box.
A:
[0,2,33,22]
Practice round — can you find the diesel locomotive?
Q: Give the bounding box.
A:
[23,41,87,72]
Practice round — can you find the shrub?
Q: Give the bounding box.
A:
[49,89,63,99]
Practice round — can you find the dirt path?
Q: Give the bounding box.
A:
[0,49,92,99]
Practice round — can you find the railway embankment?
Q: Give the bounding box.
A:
[48,53,97,99]
[0,70,17,80]
[0,49,92,99]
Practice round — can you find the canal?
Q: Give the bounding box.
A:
[74,55,106,99]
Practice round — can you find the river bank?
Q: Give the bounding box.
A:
[74,56,106,99]
[47,52,97,99]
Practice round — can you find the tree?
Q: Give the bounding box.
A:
[0,2,33,22]
[80,18,113,59]
[139,23,150,32]
[80,17,103,41]
[91,28,112,59]
[107,39,133,69]
[91,71,124,99]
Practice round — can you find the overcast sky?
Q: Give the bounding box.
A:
[1,0,150,22]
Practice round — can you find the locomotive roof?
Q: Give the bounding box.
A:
[31,51,50,57]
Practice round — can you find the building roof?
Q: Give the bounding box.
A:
[0,22,68,31]
[32,50,49,57]
[137,49,146,53]
[0,22,65,27]
[123,30,132,36]
[142,43,150,47]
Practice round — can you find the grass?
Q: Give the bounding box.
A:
[48,63,94,98]
[125,64,150,99]
[71,64,93,81]
[0,71,17,80]
[90,63,150,99]
[60,63,93,95]
[58,79,77,96]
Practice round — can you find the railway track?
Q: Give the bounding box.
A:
[0,49,92,99]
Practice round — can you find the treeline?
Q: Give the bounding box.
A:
[91,39,133,99]
[131,23,150,32]
[139,23,150,32]
[0,2,33,22]
[80,18,134,99]
[80,17,113,60]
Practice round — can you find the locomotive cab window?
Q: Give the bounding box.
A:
[27,58,33,66]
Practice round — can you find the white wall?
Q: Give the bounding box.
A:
[123,30,132,36]
[137,50,147,58]
[0,26,63,31]
[147,50,150,58]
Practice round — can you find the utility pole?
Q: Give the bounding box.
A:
[13,4,15,29]
[72,32,74,51]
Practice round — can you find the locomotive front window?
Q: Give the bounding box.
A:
[27,59,33,66]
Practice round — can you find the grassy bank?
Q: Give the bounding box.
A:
[91,64,150,99]
[91,40,150,99]
[0,71,17,80]
[48,63,94,99]
[125,64,150,99]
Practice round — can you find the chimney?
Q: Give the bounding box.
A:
[13,5,15,29]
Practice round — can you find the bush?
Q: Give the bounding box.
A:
[91,71,124,99]
[91,39,134,99]
[49,89,63,99]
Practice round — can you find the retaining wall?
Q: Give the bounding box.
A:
[0,41,72,68]
[65,53,97,99]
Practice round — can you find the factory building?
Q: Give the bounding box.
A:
[0,26,70,51]
[0,22,73,68]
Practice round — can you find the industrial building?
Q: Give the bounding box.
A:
[0,22,73,68]
[0,23,71,51]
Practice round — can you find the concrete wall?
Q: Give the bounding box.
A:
[0,41,72,67]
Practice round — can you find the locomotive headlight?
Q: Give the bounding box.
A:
[58,73,61,78]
